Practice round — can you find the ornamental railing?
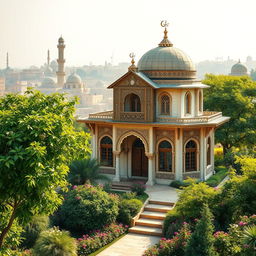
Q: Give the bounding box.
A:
[89,111,113,119]
[156,111,222,123]
[88,111,222,123]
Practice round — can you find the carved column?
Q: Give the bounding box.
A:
[200,128,206,181]
[146,153,154,186]
[175,128,183,180]
[113,151,121,182]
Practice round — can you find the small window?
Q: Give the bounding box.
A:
[159,140,172,172]
[185,140,197,172]
[207,137,211,166]
[124,93,141,112]
[100,136,113,167]
[161,95,170,115]
[185,92,191,114]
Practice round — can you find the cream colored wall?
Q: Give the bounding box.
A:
[156,88,203,119]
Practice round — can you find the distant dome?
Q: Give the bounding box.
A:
[50,60,58,69]
[230,60,248,76]
[66,73,82,84]
[41,77,56,88]
[45,66,53,73]
[137,27,196,80]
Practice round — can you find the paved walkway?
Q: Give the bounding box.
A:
[97,233,160,256]
[97,185,178,256]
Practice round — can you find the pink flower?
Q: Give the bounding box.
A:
[238,221,247,226]
[73,185,77,189]
[75,196,81,200]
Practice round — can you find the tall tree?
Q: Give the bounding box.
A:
[0,89,90,249]
[203,74,256,154]
[185,204,217,256]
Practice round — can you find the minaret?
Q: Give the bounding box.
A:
[6,52,9,69]
[47,49,50,66]
[56,36,65,87]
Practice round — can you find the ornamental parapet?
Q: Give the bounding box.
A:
[88,110,222,124]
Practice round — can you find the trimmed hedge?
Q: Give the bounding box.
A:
[206,166,228,187]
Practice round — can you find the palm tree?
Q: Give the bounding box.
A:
[242,225,256,251]
[68,158,110,185]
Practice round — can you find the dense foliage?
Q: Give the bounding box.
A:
[33,227,77,256]
[58,184,119,233]
[203,74,256,154]
[77,223,127,255]
[185,205,217,256]
[20,215,49,249]
[117,199,143,225]
[0,90,90,249]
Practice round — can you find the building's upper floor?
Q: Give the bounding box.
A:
[82,22,229,127]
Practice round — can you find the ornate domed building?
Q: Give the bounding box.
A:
[230,60,248,76]
[79,22,230,185]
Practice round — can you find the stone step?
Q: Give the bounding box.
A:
[135,218,163,228]
[144,204,173,213]
[140,211,166,220]
[149,200,175,207]
[129,225,162,236]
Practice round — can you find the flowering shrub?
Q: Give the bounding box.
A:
[59,184,119,233]
[77,223,128,255]
[143,223,191,256]
[213,231,232,256]
[131,181,146,195]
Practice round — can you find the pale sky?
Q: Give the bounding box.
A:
[0,0,256,68]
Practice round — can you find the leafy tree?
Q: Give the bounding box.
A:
[33,227,77,256]
[68,158,110,185]
[0,89,90,249]
[203,74,256,154]
[185,204,217,256]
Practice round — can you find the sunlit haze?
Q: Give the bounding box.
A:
[1,0,256,68]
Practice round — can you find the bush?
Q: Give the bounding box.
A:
[77,223,128,255]
[170,180,189,189]
[163,208,188,238]
[143,223,191,256]
[185,204,217,256]
[33,227,77,256]
[175,182,217,219]
[20,215,49,249]
[117,199,143,225]
[58,184,119,234]
[131,182,146,195]
[121,192,137,200]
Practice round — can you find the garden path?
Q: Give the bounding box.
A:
[97,185,178,256]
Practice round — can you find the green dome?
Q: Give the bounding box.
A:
[137,46,195,71]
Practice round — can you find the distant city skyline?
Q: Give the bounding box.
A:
[1,0,256,68]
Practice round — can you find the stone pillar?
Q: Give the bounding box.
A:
[113,151,121,182]
[175,128,183,180]
[91,133,96,158]
[146,127,155,185]
[200,128,206,181]
[146,153,154,186]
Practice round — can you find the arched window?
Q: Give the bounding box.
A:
[185,140,197,172]
[207,137,211,166]
[199,91,203,112]
[185,92,191,115]
[100,136,113,166]
[159,140,172,172]
[161,95,170,115]
[124,93,141,112]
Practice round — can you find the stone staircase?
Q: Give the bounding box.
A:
[129,200,174,236]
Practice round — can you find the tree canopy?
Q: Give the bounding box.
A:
[203,74,256,153]
[0,89,90,249]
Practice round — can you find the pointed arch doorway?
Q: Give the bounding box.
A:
[132,138,148,177]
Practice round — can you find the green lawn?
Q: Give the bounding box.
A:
[108,190,149,203]
[205,166,228,187]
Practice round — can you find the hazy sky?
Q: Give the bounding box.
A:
[1,0,256,68]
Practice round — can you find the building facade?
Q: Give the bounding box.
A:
[79,23,230,185]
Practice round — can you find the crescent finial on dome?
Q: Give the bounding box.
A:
[159,20,173,47]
